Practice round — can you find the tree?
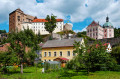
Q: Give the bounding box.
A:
[111,46,120,64]
[67,41,117,75]
[86,41,117,71]
[66,41,85,74]
[77,32,95,41]
[7,29,39,74]
[57,30,75,38]
[44,14,57,39]
[37,31,43,43]
[0,51,17,73]
[0,30,6,34]
[114,28,120,38]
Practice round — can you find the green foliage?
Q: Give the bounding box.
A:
[6,29,41,73]
[66,41,85,72]
[37,61,43,68]
[111,46,120,64]
[44,14,57,34]
[0,52,17,66]
[0,38,7,44]
[1,67,120,79]
[57,30,75,38]
[37,31,43,43]
[0,30,6,34]
[114,28,120,38]
[85,41,117,71]
[27,49,37,65]
[67,41,117,74]
[0,52,17,73]
[77,32,95,41]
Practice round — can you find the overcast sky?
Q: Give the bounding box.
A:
[0,0,120,32]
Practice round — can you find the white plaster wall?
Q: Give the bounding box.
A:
[21,21,64,35]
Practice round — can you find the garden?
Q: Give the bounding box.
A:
[0,66,120,79]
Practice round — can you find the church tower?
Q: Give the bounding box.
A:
[103,16,114,38]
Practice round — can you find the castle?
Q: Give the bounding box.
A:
[86,16,114,39]
[9,8,35,32]
[9,8,65,35]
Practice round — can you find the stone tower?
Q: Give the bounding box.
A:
[9,8,35,32]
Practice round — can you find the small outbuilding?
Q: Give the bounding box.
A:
[53,57,69,67]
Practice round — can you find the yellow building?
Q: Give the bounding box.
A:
[41,38,84,62]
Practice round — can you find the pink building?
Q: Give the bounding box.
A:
[86,16,114,39]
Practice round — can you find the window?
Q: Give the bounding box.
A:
[60,51,62,56]
[90,33,92,37]
[110,34,111,37]
[105,29,107,32]
[67,51,70,56]
[17,16,20,21]
[90,29,92,32]
[48,52,51,57]
[73,52,75,56]
[88,29,89,32]
[96,32,98,36]
[96,28,97,31]
[54,52,56,57]
[44,52,47,57]
[109,29,111,32]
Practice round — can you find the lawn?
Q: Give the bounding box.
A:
[0,67,120,79]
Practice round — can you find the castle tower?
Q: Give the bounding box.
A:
[9,8,35,32]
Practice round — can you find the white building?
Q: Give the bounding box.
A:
[86,16,114,39]
[21,19,64,35]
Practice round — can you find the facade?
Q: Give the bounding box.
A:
[21,19,64,35]
[9,8,35,32]
[41,38,84,62]
[86,16,114,39]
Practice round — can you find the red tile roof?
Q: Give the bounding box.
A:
[58,57,69,60]
[32,19,63,22]
[88,21,100,27]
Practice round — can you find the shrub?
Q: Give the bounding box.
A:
[1,67,9,74]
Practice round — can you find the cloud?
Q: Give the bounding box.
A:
[74,30,81,33]
[74,26,87,33]
[0,0,120,28]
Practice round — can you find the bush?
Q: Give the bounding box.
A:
[1,67,9,74]
[37,62,43,68]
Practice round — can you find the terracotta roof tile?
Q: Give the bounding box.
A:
[32,19,63,22]
[88,21,100,27]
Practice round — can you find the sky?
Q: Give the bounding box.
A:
[0,0,120,33]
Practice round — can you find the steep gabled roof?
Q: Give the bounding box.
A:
[87,21,100,28]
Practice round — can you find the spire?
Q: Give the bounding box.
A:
[106,14,109,22]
